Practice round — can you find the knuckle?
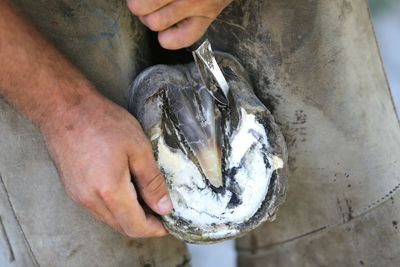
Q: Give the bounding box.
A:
[77,192,95,209]
[98,186,115,203]
[203,0,222,16]
[135,139,153,155]
[143,14,163,32]
[127,0,147,16]
[142,172,165,194]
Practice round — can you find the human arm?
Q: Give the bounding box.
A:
[0,0,172,237]
[127,0,233,49]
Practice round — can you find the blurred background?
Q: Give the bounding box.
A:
[187,1,400,266]
[369,0,400,117]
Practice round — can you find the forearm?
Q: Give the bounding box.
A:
[0,0,100,132]
[0,0,173,238]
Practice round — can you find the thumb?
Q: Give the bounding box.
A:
[129,141,173,215]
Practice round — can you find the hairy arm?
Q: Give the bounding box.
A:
[0,0,172,237]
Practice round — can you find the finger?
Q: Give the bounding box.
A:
[87,205,126,235]
[139,0,202,32]
[128,141,173,215]
[99,169,168,237]
[126,0,174,16]
[76,190,126,234]
[158,16,212,50]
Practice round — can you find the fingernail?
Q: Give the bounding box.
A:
[157,195,173,214]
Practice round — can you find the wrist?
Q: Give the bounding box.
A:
[38,82,105,139]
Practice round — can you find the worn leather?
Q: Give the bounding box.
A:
[208,0,400,266]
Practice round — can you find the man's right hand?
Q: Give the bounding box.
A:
[127,0,232,50]
[0,0,172,237]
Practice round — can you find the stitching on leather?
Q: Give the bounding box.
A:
[238,181,400,253]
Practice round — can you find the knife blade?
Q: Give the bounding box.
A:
[188,33,230,106]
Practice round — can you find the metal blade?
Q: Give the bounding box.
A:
[192,39,230,106]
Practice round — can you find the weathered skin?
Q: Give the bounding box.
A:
[0,1,190,266]
[129,53,288,244]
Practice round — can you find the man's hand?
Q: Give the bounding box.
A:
[0,0,172,237]
[127,0,232,50]
[42,95,172,237]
